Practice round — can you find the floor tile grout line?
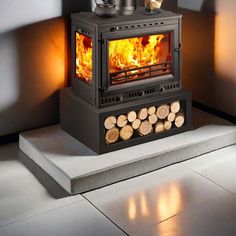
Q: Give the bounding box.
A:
[180,162,236,196]
[0,198,84,230]
[82,195,130,236]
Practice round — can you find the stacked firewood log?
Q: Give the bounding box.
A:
[104,100,185,145]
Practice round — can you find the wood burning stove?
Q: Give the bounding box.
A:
[60,7,192,154]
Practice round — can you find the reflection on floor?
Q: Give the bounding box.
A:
[0,138,236,235]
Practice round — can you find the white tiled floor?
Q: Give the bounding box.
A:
[1,142,236,235]
[84,163,232,235]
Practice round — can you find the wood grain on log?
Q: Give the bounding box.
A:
[156,105,170,119]
[105,127,119,144]
[104,116,117,130]
[120,125,134,141]
[117,115,128,128]
[138,121,152,136]
[170,101,180,114]
[167,112,176,122]
[132,119,141,130]
[148,106,156,115]
[155,122,164,133]
[138,108,148,120]
[164,120,172,130]
[127,111,137,123]
[148,114,158,125]
[175,111,185,128]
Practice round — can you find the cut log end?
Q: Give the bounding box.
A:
[155,122,164,133]
[164,120,172,130]
[104,116,117,130]
[171,101,180,114]
[117,115,128,128]
[148,106,156,115]
[127,111,137,123]
[156,105,170,119]
[138,108,148,120]
[138,121,152,136]
[148,114,158,125]
[120,125,134,141]
[132,119,141,130]
[175,112,185,128]
[105,127,119,144]
[167,112,176,122]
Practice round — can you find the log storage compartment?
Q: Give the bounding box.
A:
[60,88,191,154]
[104,100,186,145]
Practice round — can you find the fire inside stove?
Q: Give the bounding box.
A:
[76,32,93,84]
[109,32,172,85]
[75,32,172,86]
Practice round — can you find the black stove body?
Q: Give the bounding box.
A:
[71,8,182,108]
[61,8,192,154]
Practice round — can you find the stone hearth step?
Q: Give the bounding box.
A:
[19,109,236,195]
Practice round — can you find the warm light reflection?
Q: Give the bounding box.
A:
[157,183,182,220]
[127,182,183,227]
[128,197,137,220]
[76,32,93,84]
[140,192,149,217]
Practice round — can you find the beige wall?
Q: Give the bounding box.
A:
[178,0,236,117]
[213,0,236,116]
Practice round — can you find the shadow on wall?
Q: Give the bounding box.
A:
[62,0,93,16]
[0,18,67,136]
[0,1,93,137]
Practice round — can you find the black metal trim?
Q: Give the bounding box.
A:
[193,101,236,125]
[0,133,19,145]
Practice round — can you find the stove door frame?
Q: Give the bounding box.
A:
[101,22,181,95]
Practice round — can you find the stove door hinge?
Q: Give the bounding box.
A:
[174,43,182,53]
[98,87,105,92]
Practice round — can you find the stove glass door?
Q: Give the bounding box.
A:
[109,32,172,86]
[75,32,93,85]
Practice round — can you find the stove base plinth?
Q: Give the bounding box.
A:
[60,88,192,154]
[19,112,236,195]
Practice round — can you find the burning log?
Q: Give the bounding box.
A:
[138,108,148,120]
[148,114,158,124]
[127,111,137,123]
[120,125,134,141]
[132,119,141,130]
[167,112,176,122]
[138,120,152,136]
[170,101,180,114]
[155,121,164,133]
[117,115,128,128]
[175,111,185,128]
[156,105,170,119]
[104,116,117,130]
[164,120,172,130]
[148,106,156,115]
[105,127,120,144]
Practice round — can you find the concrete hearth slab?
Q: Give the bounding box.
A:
[19,109,236,195]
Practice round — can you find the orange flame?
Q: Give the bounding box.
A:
[76,32,93,84]
[109,34,165,74]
